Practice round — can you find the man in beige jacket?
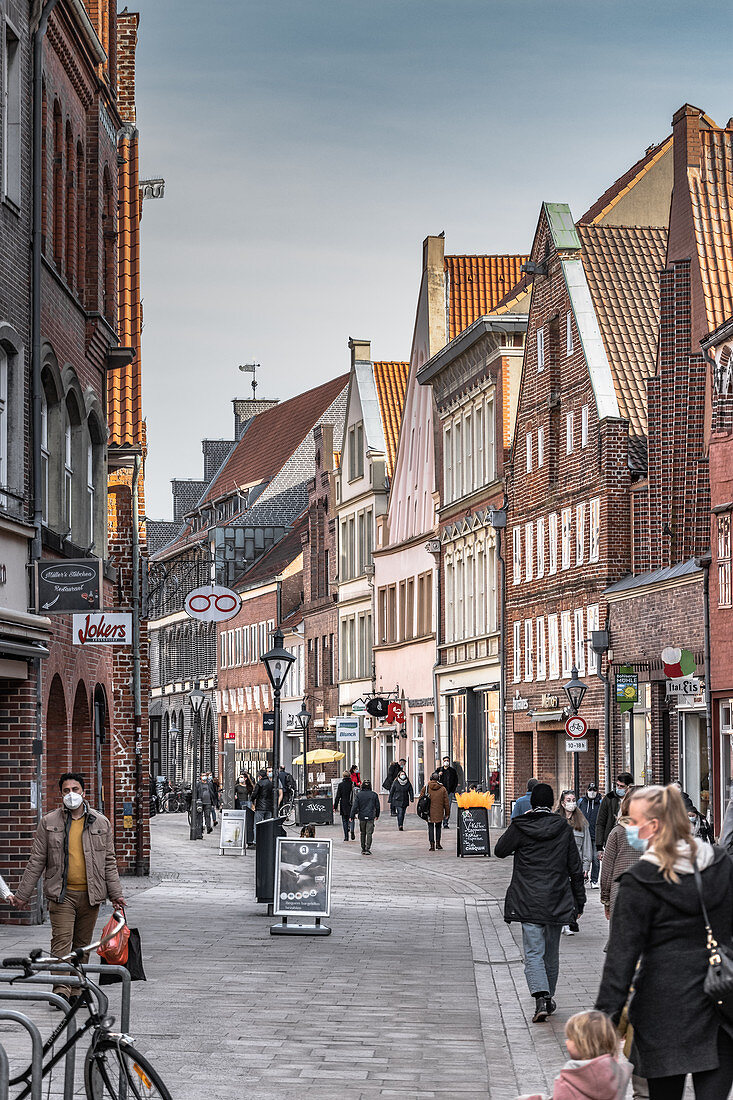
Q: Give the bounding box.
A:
[9,772,125,1004]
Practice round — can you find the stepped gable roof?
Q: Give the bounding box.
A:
[445,255,528,340]
[373,361,409,478]
[234,513,307,592]
[579,136,673,226]
[578,224,668,441]
[204,374,349,505]
[691,125,733,332]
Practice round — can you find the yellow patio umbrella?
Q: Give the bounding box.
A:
[291,748,346,765]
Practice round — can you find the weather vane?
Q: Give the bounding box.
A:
[238,362,259,399]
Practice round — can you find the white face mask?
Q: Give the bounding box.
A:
[564,800,577,812]
[63,791,83,811]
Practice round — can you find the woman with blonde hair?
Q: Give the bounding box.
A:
[517,1010,631,1099]
[555,789,592,935]
[595,784,733,1099]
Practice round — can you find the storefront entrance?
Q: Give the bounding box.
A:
[680,709,710,817]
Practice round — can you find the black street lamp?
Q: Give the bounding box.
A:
[262,629,296,809]
[563,665,588,798]
[295,701,311,795]
[188,684,205,841]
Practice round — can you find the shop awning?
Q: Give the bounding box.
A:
[530,709,565,724]
[0,636,49,661]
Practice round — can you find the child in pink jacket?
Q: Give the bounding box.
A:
[518,1010,631,1100]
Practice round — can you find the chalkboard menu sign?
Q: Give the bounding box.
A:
[457,806,491,858]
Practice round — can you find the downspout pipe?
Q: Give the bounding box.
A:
[132,454,143,873]
[696,554,715,828]
[30,0,61,921]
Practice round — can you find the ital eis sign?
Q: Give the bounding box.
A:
[73,612,132,646]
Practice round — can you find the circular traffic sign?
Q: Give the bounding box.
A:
[184,584,242,622]
[565,715,588,738]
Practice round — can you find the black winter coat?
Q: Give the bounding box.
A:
[389,778,414,808]
[251,778,274,813]
[437,765,458,794]
[495,809,586,925]
[595,792,621,849]
[333,778,353,817]
[578,795,600,840]
[382,762,402,792]
[350,789,380,821]
[595,846,733,1079]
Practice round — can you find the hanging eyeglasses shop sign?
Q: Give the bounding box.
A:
[271,837,332,937]
[36,560,102,613]
[184,585,242,622]
[73,612,132,646]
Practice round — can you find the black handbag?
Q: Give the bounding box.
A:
[416,792,431,821]
[692,858,733,1025]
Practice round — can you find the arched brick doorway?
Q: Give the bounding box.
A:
[71,680,92,784]
[45,673,68,809]
[93,684,111,815]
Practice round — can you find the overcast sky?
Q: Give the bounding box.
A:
[134,0,732,518]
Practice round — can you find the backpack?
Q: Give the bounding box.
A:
[417,792,431,821]
[284,772,296,794]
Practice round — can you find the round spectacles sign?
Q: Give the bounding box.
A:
[184,584,242,622]
[565,716,588,738]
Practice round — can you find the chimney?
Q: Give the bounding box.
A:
[672,104,703,174]
[423,234,445,274]
[348,338,371,366]
[232,397,279,439]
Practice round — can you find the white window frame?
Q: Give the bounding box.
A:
[220,632,227,669]
[444,425,452,503]
[566,411,574,454]
[86,440,94,544]
[587,604,600,674]
[576,502,586,566]
[561,610,573,677]
[548,613,559,680]
[581,404,589,448]
[719,514,732,608]
[566,310,573,356]
[537,327,545,372]
[40,389,49,525]
[64,418,73,534]
[513,527,521,586]
[536,515,545,579]
[536,617,546,682]
[548,512,557,575]
[524,522,533,582]
[526,432,533,473]
[513,620,522,683]
[2,19,22,207]
[589,497,600,563]
[574,607,585,674]
[561,507,572,570]
[537,426,544,468]
[524,619,533,682]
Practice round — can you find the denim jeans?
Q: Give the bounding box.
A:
[359,819,375,851]
[340,815,350,839]
[396,805,406,827]
[521,922,562,996]
[428,821,442,845]
[254,809,272,828]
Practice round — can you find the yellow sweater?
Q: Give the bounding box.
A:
[67,818,87,890]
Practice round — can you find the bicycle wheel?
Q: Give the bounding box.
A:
[85,1039,171,1099]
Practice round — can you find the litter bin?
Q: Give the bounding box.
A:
[254,816,286,904]
[294,796,334,826]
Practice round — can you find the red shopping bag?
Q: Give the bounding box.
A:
[97,912,130,966]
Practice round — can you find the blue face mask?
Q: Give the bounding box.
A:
[624,824,649,852]
[615,786,627,798]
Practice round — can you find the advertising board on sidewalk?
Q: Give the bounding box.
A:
[274,837,332,918]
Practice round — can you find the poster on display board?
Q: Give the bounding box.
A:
[274,837,332,918]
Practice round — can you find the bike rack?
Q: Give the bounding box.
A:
[0,1042,10,1100]
[0,1011,43,1100]
[0,964,130,1100]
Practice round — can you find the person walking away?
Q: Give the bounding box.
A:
[595,783,733,1098]
[333,772,354,841]
[555,790,592,936]
[383,757,406,814]
[578,782,601,887]
[250,769,275,830]
[512,778,539,819]
[495,782,585,1023]
[8,773,125,1006]
[278,765,296,808]
[196,774,213,833]
[596,773,633,858]
[437,756,458,829]
[389,770,414,830]
[600,786,643,927]
[419,773,450,851]
[206,772,220,826]
[517,1010,631,1100]
[350,780,380,854]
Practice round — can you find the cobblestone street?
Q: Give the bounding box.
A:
[0,811,625,1099]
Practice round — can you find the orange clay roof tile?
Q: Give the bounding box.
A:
[373,361,409,479]
[690,127,733,332]
[578,224,668,439]
[444,255,528,340]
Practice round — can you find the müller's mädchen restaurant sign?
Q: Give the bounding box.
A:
[72,612,132,646]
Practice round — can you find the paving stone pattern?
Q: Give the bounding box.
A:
[0,813,671,1098]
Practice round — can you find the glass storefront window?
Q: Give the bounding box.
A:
[480,690,500,799]
[622,683,652,784]
[681,711,709,818]
[448,694,466,788]
[412,715,425,792]
[721,702,733,809]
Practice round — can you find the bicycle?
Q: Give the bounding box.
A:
[2,911,171,1098]
[278,793,296,826]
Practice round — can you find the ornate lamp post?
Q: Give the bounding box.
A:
[563,665,588,798]
[261,628,296,810]
[295,701,311,795]
[188,684,205,840]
